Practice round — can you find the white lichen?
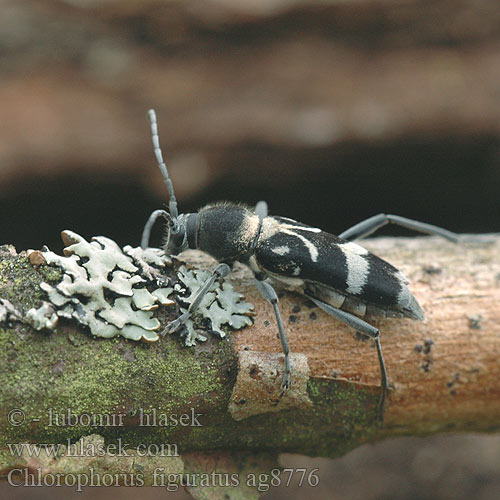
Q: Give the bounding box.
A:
[0,298,21,323]
[39,231,173,342]
[34,231,254,345]
[26,302,58,331]
[173,266,254,346]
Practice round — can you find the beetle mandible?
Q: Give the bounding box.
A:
[141,109,459,423]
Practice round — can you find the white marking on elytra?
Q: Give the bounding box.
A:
[293,225,321,233]
[397,283,411,307]
[340,241,369,256]
[282,230,319,261]
[339,241,370,295]
[395,270,411,306]
[260,218,320,261]
[278,217,321,232]
[292,266,301,276]
[272,245,290,256]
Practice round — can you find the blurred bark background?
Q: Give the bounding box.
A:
[1,1,500,499]
[2,0,500,252]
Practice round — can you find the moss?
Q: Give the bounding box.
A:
[0,321,231,446]
[1,247,381,464]
[0,254,62,312]
[1,304,380,458]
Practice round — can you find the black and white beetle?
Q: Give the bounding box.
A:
[141,109,459,423]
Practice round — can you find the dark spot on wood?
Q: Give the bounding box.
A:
[292,305,301,313]
[423,264,442,274]
[446,372,460,392]
[309,311,317,320]
[249,366,259,378]
[423,339,434,355]
[238,398,246,405]
[288,315,298,323]
[468,314,482,329]
[414,344,423,354]
[264,320,270,327]
[421,359,432,372]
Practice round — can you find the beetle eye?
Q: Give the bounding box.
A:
[169,225,186,252]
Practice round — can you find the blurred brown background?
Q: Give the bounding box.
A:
[1,0,500,499]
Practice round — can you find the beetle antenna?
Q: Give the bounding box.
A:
[148,109,179,221]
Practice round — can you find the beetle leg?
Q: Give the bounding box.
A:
[141,209,169,249]
[163,263,231,334]
[339,213,458,242]
[254,279,291,395]
[255,200,268,219]
[305,292,388,424]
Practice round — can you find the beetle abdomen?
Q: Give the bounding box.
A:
[255,217,424,320]
[304,281,424,320]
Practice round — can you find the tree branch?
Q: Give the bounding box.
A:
[1,234,499,480]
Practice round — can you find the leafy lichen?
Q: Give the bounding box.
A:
[39,231,174,342]
[31,231,254,346]
[172,265,254,346]
[25,302,58,331]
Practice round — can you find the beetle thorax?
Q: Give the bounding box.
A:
[195,203,260,262]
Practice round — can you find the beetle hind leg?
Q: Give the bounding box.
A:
[339,213,458,242]
[305,292,388,424]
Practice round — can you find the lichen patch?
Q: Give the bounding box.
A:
[169,266,255,346]
[30,231,254,346]
[38,231,173,342]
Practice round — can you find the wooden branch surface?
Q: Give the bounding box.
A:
[0,234,499,473]
[225,234,500,433]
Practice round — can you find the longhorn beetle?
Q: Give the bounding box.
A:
[141,109,459,424]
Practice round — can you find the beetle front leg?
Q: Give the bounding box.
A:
[254,279,291,395]
[141,209,169,249]
[163,263,231,335]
